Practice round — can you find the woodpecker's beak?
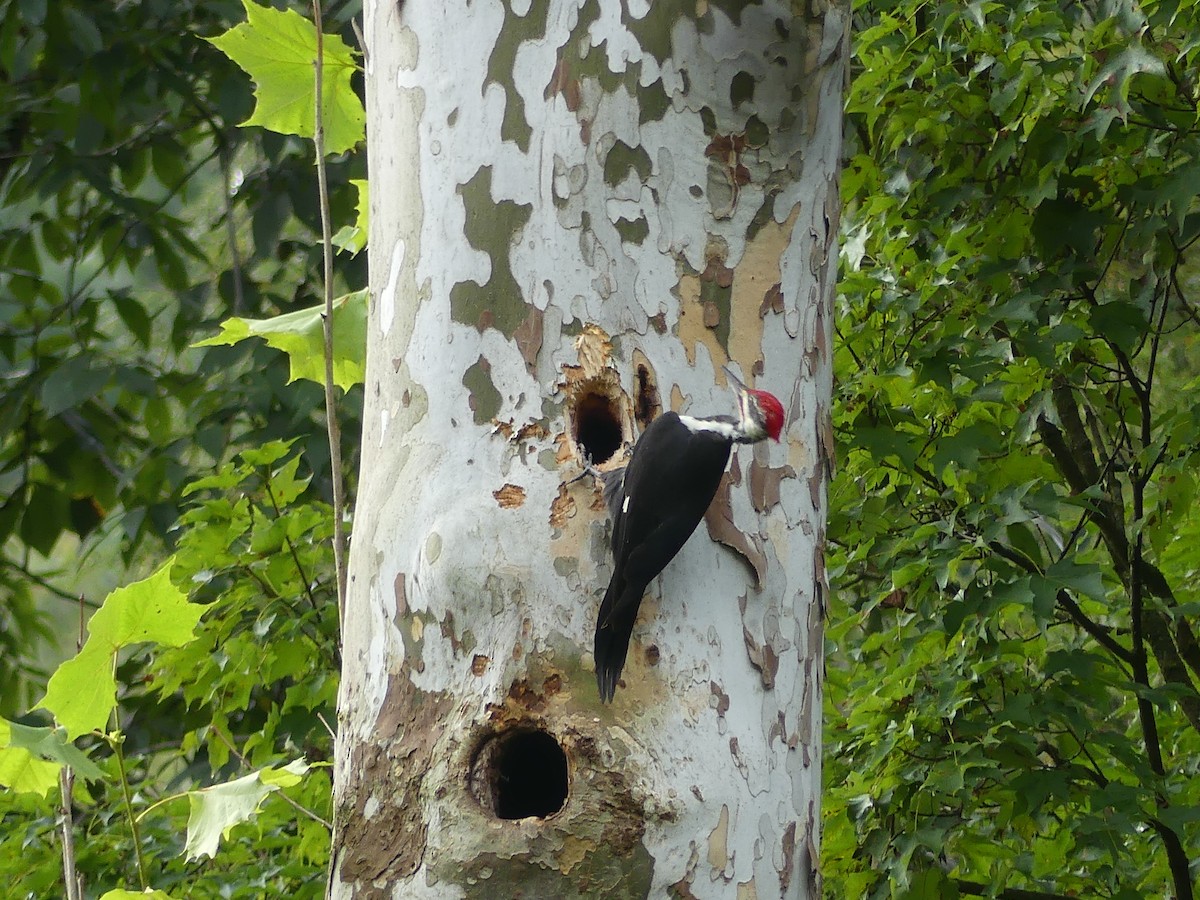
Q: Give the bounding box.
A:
[721,365,748,396]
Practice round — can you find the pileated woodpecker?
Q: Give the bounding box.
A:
[591,368,785,702]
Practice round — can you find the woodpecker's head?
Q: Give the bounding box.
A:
[723,367,785,443]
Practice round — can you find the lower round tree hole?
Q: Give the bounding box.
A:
[470,728,568,820]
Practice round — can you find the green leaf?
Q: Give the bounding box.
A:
[332,178,368,255]
[850,422,919,468]
[1027,575,1059,623]
[19,482,67,556]
[931,423,994,474]
[1156,802,1200,832]
[62,9,102,55]
[260,759,311,788]
[85,561,202,647]
[38,642,116,744]
[266,454,312,506]
[185,759,311,860]
[239,439,298,469]
[39,560,204,739]
[206,0,364,155]
[194,290,367,391]
[0,719,106,797]
[1084,42,1166,114]
[1044,558,1107,604]
[40,355,106,417]
[99,891,177,900]
[112,292,153,347]
[0,736,59,798]
[1089,300,1147,354]
[901,868,960,900]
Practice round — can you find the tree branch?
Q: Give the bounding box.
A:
[1,556,100,606]
[987,540,1134,665]
[955,880,1083,900]
[1038,388,1200,733]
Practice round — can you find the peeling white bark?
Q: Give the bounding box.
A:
[332,1,846,897]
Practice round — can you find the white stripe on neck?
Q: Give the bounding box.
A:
[678,415,739,440]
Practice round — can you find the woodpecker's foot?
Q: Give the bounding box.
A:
[565,453,605,486]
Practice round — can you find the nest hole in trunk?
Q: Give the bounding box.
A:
[469,727,569,820]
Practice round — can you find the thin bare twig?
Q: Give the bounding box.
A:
[218,141,248,315]
[58,766,81,900]
[112,730,148,889]
[58,597,87,900]
[313,13,348,897]
[316,710,337,741]
[312,0,349,627]
[351,17,368,67]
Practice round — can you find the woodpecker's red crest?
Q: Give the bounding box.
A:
[750,389,785,442]
[723,367,785,443]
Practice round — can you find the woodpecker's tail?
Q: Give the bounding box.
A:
[594,578,642,703]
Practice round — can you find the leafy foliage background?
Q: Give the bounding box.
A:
[826,0,1200,896]
[0,0,360,895]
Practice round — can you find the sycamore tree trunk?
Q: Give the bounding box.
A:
[330,1,847,897]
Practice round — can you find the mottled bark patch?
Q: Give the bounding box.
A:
[706,804,731,879]
[458,841,654,900]
[813,533,828,619]
[741,623,779,689]
[513,304,543,373]
[450,167,534,337]
[804,813,821,894]
[760,282,784,315]
[482,0,550,149]
[614,215,650,244]
[780,820,797,893]
[817,403,836,481]
[709,680,731,717]
[603,139,653,186]
[703,472,768,588]
[501,677,554,716]
[705,131,752,215]
[439,608,475,655]
[669,841,702,897]
[335,674,452,888]
[749,459,795,513]
[393,572,408,621]
[675,269,712,371]
[493,483,527,508]
[544,54,582,111]
[549,483,577,528]
[700,251,734,347]
[463,355,502,424]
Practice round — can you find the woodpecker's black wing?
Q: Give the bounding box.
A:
[593,412,733,701]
